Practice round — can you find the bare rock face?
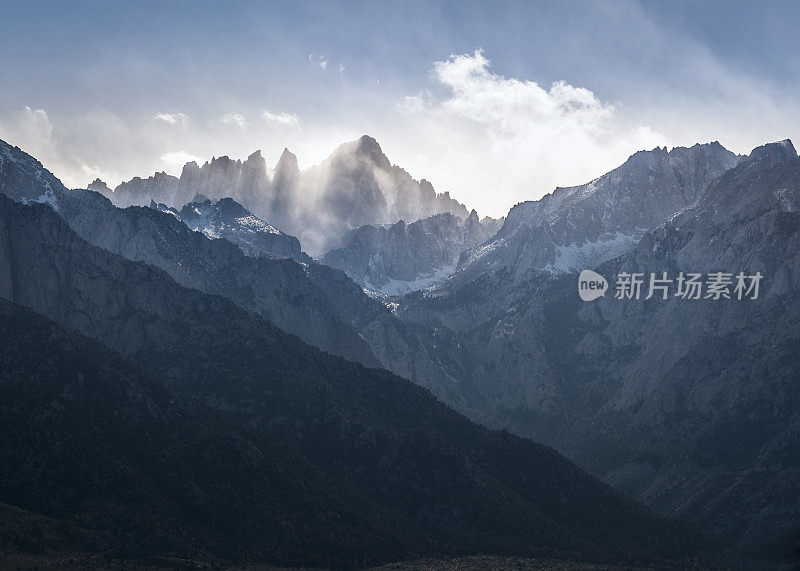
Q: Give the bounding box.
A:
[51,188,380,368]
[547,140,800,556]
[322,210,502,295]
[310,136,469,252]
[5,132,797,563]
[92,135,472,256]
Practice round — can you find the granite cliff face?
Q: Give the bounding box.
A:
[305,136,469,252]
[322,210,502,295]
[109,170,180,206]
[95,135,470,255]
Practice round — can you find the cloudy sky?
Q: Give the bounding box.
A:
[1,0,798,217]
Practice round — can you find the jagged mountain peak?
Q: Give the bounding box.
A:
[212,196,252,218]
[49,134,472,257]
[152,170,174,181]
[205,154,238,168]
[87,178,111,194]
[244,149,267,172]
[684,138,800,219]
[275,147,299,173]
[145,195,309,261]
[181,160,200,174]
[357,134,383,154]
[623,140,736,171]
[331,134,391,169]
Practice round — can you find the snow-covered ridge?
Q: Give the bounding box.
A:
[453,141,739,281]
[150,196,309,262]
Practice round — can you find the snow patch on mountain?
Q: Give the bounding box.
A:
[364,264,458,296]
[542,231,645,274]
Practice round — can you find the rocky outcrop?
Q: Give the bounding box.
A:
[270,147,300,231]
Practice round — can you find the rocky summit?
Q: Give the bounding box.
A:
[93,135,471,256]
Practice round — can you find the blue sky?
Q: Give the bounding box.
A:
[1,0,798,216]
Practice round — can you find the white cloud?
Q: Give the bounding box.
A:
[338,64,346,73]
[80,162,114,183]
[21,106,54,140]
[220,113,247,128]
[160,151,204,172]
[308,54,328,70]
[433,50,613,138]
[399,94,427,114]
[262,110,299,127]
[153,112,189,126]
[393,50,665,217]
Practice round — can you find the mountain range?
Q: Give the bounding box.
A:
[2,151,462,402]
[2,132,798,566]
[0,179,700,566]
